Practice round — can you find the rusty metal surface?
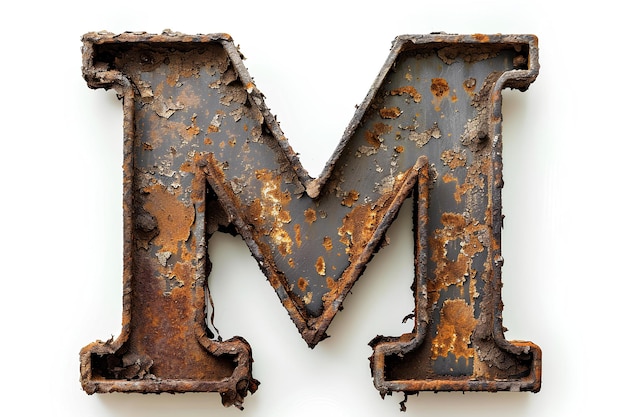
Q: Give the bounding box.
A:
[80,31,540,407]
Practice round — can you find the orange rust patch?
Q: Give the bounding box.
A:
[248,199,263,222]
[326,277,336,290]
[394,145,404,153]
[379,107,402,119]
[463,78,477,95]
[316,256,326,276]
[304,208,317,224]
[302,292,313,305]
[472,33,490,43]
[204,137,213,145]
[338,185,394,255]
[463,233,485,257]
[322,236,333,252]
[341,190,360,208]
[365,123,392,148]
[430,78,450,98]
[442,172,473,203]
[294,223,302,247]
[441,149,467,169]
[428,211,489,307]
[273,229,293,256]
[430,78,450,112]
[298,277,309,292]
[182,114,200,140]
[278,209,292,223]
[431,299,477,360]
[143,184,195,255]
[441,212,466,233]
[390,86,421,102]
[253,169,293,255]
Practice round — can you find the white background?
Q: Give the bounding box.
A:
[1,1,621,416]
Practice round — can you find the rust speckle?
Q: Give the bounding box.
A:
[394,145,404,153]
[316,256,326,276]
[298,277,309,292]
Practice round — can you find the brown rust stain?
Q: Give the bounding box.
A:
[298,277,309,292]
[254,169,293,253]
[273,229,293,256]
[304,208,317,224]
[316,256,326,276]
[440,149,467,169]
[379,107,402,119]
[442,172,472,203]
[183,114,200,140]
[341,190,360,208]
[472,33,490,43]
[322,236,333,252]
[337,168,413,259]
[365,123,393,148]
[430,78,450,112]
[428,212,488,307]
[142,184,195,255]
[390,85,421,102]
[431,78,450,98]
[326,277,337,290]
[431,299,477,360]
[294,223,302,248]
[463,78,477,95]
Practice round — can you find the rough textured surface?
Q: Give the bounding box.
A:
[79,31,541,407]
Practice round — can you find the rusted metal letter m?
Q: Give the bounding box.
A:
[80,31,541,408]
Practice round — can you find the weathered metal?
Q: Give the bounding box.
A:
[80,31,541,408]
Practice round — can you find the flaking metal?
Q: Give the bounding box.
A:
[80,31,541,408]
